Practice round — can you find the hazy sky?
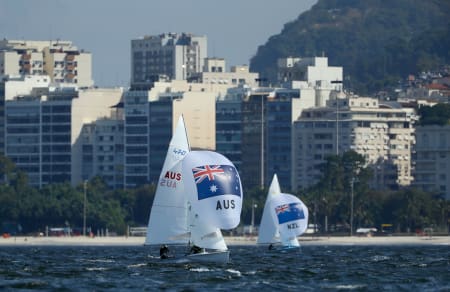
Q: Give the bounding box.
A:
[0,0,316,87]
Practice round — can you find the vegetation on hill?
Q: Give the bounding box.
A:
[418,103,450,126]
[250,0,450,95]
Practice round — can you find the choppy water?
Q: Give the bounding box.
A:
[0,245,449,291]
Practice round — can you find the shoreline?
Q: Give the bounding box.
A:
[0,235,448,246]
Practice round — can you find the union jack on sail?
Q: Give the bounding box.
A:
[275,202,305,224]
[192,165,241,200]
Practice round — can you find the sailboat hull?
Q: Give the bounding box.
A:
[267,244,301,253]
[186,250,230,264]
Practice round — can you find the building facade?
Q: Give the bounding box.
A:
[292,95,416,191]
[239,89,304,190]
[5,84,122,188]
[81,115,124,190]
[216,88,246,172]
[131,33,207,88]
[123,90,150,188]
[0,39,93,87]
[189,58,259,87]
[278,57,342,90]
[413,125,450,200]
[123,86,217,188]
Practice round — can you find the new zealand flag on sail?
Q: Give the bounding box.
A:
[192,165,241,200]
[275,202,305,224]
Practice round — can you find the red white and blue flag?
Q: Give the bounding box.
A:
[275,202,305,224]
[192,165,241,200]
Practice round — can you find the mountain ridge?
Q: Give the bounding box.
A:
[250,0,450,94]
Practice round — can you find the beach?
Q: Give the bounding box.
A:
[0,235,448,246]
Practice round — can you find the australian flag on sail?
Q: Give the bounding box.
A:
[275,202,305,224]
[192,165,241,200]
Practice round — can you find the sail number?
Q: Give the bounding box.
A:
[173,148,187,156]
[216,199,235,210]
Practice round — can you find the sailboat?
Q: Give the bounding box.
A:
[145,116,242,263]
[257,174,309,250]
[145,115,190,249]
[182,150,243,263]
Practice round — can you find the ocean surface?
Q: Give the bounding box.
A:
[0,244,449,291]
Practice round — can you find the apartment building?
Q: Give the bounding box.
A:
[189,58,259,87]
[123,86,216,188]
[81,113,124,189]
[0,39,93,87]
[216,86,305,190]
[5,84,122,188]
[413,125,450,200]
[131,33,207,88]
[0,75,51,155]
[278,57,343,90]
[292,95,416,191]
[216,87,249,172]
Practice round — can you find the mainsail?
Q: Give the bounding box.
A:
[145,116,190,245]
[257,174,281,244]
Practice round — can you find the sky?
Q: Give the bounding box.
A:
[0,0,317,87]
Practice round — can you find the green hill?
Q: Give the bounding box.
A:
[250,0,450,95]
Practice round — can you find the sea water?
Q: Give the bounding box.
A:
[0,245,448,290]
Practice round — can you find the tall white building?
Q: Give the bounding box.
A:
[278,57,343,90]
[0,39,93,87]
[189,58,259,87]
[131,33,207,88]
[292,94,416,191]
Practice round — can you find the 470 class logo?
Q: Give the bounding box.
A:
[172,148,187,156]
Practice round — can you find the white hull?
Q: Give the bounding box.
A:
[266,244,301,253]
[186,250,230,264]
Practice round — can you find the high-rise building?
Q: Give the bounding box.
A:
[413,125,450,200]
[239,88,303,190]
[0,75,52,155]
[5,82,122,188]
[123,84,216,188]
[131,33,207,89]
[123,90,150,188]
[216,87,249,172]
[292,95,416,191]
[80,111,124,190]
[0,39,93,87]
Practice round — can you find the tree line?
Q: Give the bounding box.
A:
[1,152,448,236]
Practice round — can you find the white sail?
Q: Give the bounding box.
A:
[257,174,282,244]
[269,193,309,247]
[182,151,243,250]
[188,202,228,250]
[145,116,190,245]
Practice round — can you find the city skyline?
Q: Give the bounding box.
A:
[0,0,316,87]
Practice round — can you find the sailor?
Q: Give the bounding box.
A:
[268,244,274,250]
[160,244,170,259]
[190,245,202,254]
